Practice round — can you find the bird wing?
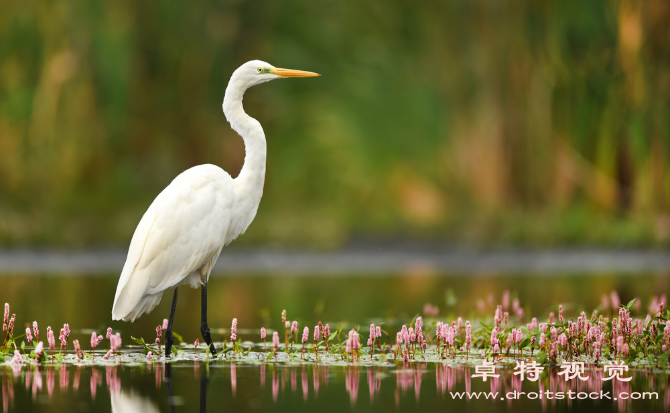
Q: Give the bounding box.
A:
[112,164,234,321]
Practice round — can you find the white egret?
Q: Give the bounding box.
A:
[111,60,319,356]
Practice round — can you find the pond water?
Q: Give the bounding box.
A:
[1,272,669,412]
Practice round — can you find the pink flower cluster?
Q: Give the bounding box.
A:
[32,321,39,341]
[90,332,104,349]
[73,340,83,359]
[231,318,238,342]
[345,329,360,361]
[47,327,55,350]
[423,303,439,316]
[110,331,122,352]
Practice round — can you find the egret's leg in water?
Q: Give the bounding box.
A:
[201,283,217,355]
[165,288,179,357]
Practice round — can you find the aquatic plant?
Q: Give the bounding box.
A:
[2,290,670,375]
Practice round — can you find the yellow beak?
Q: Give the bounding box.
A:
[270,68,320,78]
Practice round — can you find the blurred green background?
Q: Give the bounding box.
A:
[1,0,669,249]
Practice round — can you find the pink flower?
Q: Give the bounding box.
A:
[147,351,152,361]
[324,324,330,339]
[281,310,287,324]
[26,327,33,343]
[195,339,200,348]
[156,325,162,339]
[302,327,309,344]
[284,321,290,330]
[610,291,620,309]
[273,332,279,348]
[35,342,44,358]
[261,327,266,339]
[74,339,83,359]
[106,327,112,340]
[8,314,15,335]
[367,338,373,346]
[375,326,381,338]
[47,328,55,350]
[3,303,8,325]
[231,318,238,341]
[291,321,297,335]
[491,327,499,346]
[32,321,39,341]
[91,332,99,349]
[162,319,169,331]
[493,343,500,353]
[502,290,510,310]
[313,325,320,342]
[111,333,122,351]
[370,324,376,340]
[416,317,424,331]
[103,350,113,360]
[8,350,23,364]
[494,306,502,328]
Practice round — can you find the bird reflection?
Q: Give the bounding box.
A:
[111,391,160,413]
[164,361,211,413]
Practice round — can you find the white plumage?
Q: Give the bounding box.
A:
[111,60,319,324]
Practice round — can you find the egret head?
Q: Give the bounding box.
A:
[232,60,320,89]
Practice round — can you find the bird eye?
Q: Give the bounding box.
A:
[257,67,263,73]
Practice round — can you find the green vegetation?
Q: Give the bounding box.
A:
[1,1,668,248]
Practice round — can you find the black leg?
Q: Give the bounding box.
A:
[165,288,179,357]
[166,363,177,413]
[200,362,210,413]
[201,283,217,355]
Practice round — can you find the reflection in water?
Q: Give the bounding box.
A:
[1,361,667,412]
[91,368,101,400]
[111,391,160,413]
[231,362,236,396]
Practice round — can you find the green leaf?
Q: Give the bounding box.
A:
[21,341,25,351]
[626,298,636,309]
[172,331,183,343]
[131,336,146,345]
[327,332,337,341]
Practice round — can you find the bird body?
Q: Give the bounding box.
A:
[111,60,319,330]
[112,164,235,321]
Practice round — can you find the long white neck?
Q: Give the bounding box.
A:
[222,78,267,240]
